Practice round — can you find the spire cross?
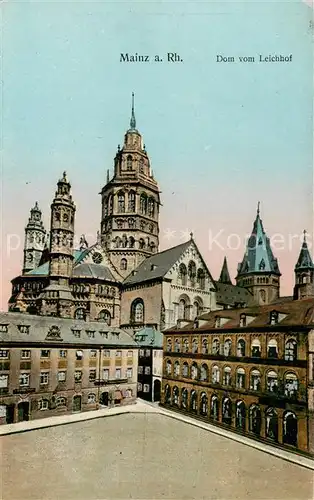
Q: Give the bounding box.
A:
[303,229,307,241]
[190,231,193,240]
[130,92,136,129]
[257,201,260,215]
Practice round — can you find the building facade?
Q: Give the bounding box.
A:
[134,326,163,402]
[0,312,138,424]
[161,298,314,456]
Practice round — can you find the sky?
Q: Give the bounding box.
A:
[0,0,313,309]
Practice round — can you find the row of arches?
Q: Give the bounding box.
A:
[74,308,111,325]
[113,235,156,253]
[164,385,298,446]
[165,360,300,398]
[178,263,205,289]
[104,192,157,218]
[177,295,203,321]
[167,336,298,361]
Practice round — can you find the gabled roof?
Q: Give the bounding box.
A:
[218,257,232,284]
[237,206,280,277]
[123,240,192,285]
[295,232,314,271]
[215,281,253,307]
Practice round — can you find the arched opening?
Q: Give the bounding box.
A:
[284,372,298,398]
[200,364,209,382]
[266,370,278,393]
[200,392,208,416]
[212,365,220,384]
[283,411,298,446]
[222,397,232,425]
[190,390,197,413]
[188,261,196,287]
[191,362,198,380]
[237,339,246,357]
[236,401,246,430]
[98,309,111,326]
[140,193,147,214]
[164,384,171,404]
[181,388,188,409]
[178,264,187,286]
[223,366,232,386]
[236,367,246,389]
[172,386,179,406]
[197,268,205,290]
[249,405,261,435]
[166,360,172,376]
[126,155,133,170]
[130,299,144,324]
[210,395,219,421]
[174,361,180,377]
[267,339,278,358]
[120,258,127,271]
[251,338,261,357]
[285,339,297,361]
[17,401,29,422]
[128,191,136,212]
[99,392,109,406]
[117,191,125,213]
[182,362,189,378]
[72,395,82,412]
[266,407,278,441]
[250,369,261,391]
[74,308,86,321]
[153,379,161,402]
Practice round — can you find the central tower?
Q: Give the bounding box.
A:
[100,94,160,277]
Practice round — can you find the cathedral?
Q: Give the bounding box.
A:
[8,96,314,333]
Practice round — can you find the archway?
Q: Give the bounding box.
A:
[17,402,29,422]
[283,411,297,446]
[99,392,109,406]
[153,379,161,402]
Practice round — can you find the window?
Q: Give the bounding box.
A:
[239,314,246,327]
[115,368,121,379]
[116,350,122,358]
[191,363,198,380]
[285,339,297,361]
[72,329,81,338]
[128,191,136,212]
[174,362,180,377]
[58,371,66,382]
[38,399,49,411]
[166,360,172,375]
[193,300,202,318]
[174,339,181,353]
[90,350,97,358]
[86,330,95,339]
[283,411,298,446]
[182,362,189,378]
[223,366,232,386]
[139,349,145,357]
[183,339,189,353]
[41,350,50,358]
[224,339,232,356]
[140,193,147,214]
[212,339,220,355]
[251,339,261,358]
[222,397,232,425]
[76,350,83,360]
[166,339,172,352]
[188,261,196,287]
[103,350,110,357]
[126,155,133,170]
[179,298,190,320]
[103,369,109,380]
[127,368,133,378]
[137,382,143,391]
[197,268,205,290]
[236,368,246,389]
[145,349,150,357]
[127,350,133,357]
[17,325,30,334]
[143,384,150,393]
[118,192,125,213]
[74,370,82,382]
[0,375,8,388]
[40,372,49,385]
[178,264,187,286]
[0,324,8,333]
[59,350,67,358]
[131,299,144,323]
[250,369,261,391]
[0,350,9,359]
[249,405,261,435]
[284,372,298,398]
[74,308,85,321]
[237,339,246,357]
[120,258,127,271]
[210,395,219,421]
[202,338,208,354]
[98,310,111,325]
[19,373,30,387]
[266,370,278,393]
[212,366,220,384]
[56,396,67,407]
[88,393,96,404]
[200,364,208,381]
[147,198,155,217]
[236,401,246,430]
[192,338,199,354]
[144,366,151,375]
[270,311,279,325]
[266,408,278,441]
[89,370,96,381]
[267,339,278,358]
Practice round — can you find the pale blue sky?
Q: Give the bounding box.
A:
[1,0,313,306]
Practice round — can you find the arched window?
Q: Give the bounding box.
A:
[285,339,297,361]
[166,360,172,376]
[236,401,246,430]
[117,192,125,213]
[148,198,155,217]
[191,363,198,380]
[222,397,232,425]
[249,405,261,435]
[183,338,189,353]
[260,289,266,303]
[223,366,232,386]
[192,338,199,354]
[120,258,127,271]
[182,362,189,378]
[174,361,180,377]
[166,338,172,352]
[164,384,171,404]
[212,365,220,384]
[98,309,111,326]
[251,338,261,357]
[267,339,278,358]
[139,158,144,174]
[190,390,197,412]
[237,339,246,357]
[259,259,265,270]
[179,297,190,320]
[200,392,208,416]
[210,395,219,421]
[197,268,205,290]
[178,264,187,286]
[121,234,128,248]
[115,236,122,248]
[172,386,179,406]
[236,367,246,389]
[74,308,85,320]
[56,396,67,407]
[193,301,200,318]
[266,370,278,393]
[87,393,96,404]
[224,339,232,356]
[174,338,181,353]
[250,369,261,391]
[212,338,220,355]
[131,299,144,324]
[202,338,208,354]
[128,191,136,212]
[200,364,208,381]
[139,238,145,249]
[127,155,133,171]
[188,261,196,287]
[284,372,298,398]
[140,193,147,214]
[283,411,298,446]
[181,388,188,409]
[129,236,135,248]
[266,408,278,441]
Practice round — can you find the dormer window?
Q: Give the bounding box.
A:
[0,324,8,333]
[99,331,108,339]
[72,329,81,338]
[214,316,221,328]
[18,325,30,334]
[151,264,157,271]
[270,311,279,326]
[86,330,95,339]
[239,314,246,327]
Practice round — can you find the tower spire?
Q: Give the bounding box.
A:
[130,92,136,130]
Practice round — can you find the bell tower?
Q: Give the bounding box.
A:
[23,202,46,274]
[40,172,76,317]
[100,94,160,277]
[293,230,314,299]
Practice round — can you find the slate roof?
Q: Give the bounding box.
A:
[0,311,137,347]
[237,209,280,277]
[133,327,163,348]
[215,281,253,307]
[165,297,314,332]
[295,233,314,270]
[73,263,115,281]
[123,241,191,285]
[26,249,87,277]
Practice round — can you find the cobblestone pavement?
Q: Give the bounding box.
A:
[1,412,313,500]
